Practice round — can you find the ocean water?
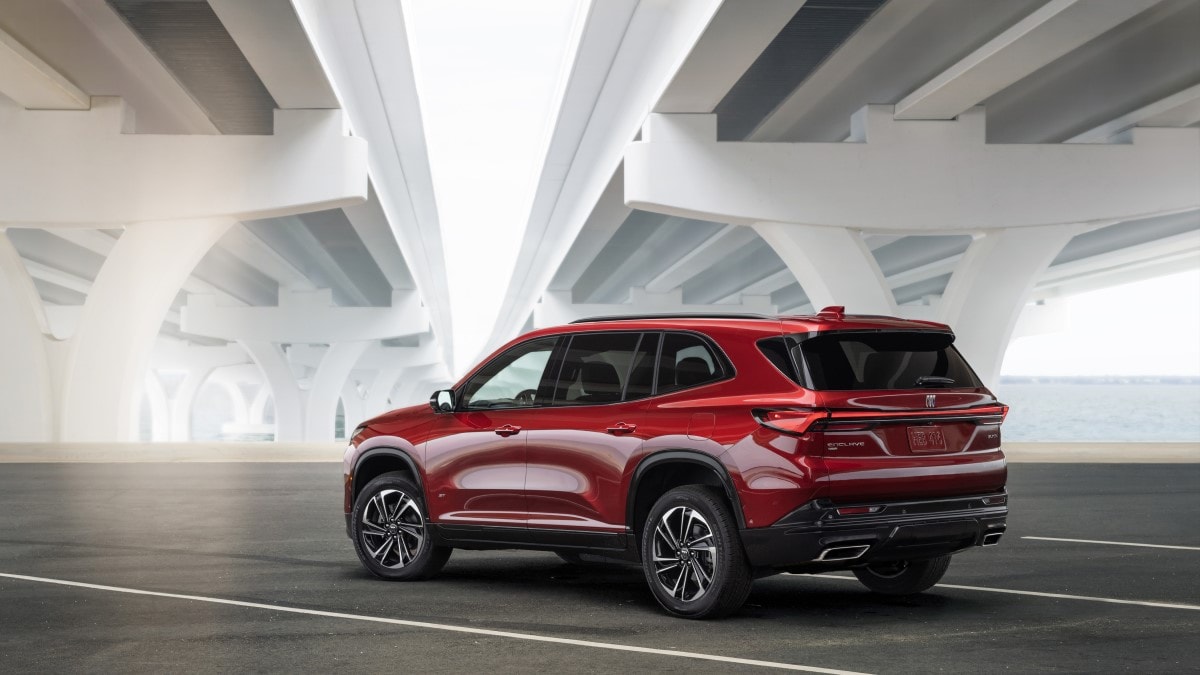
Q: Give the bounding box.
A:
[993,383,1200,442]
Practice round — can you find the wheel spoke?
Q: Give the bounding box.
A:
[368,535,392,560]
[689,558,711,588]
[680,509,695,547]
[656,521,681,551]
[362,522,388,536]
[397,497,419,518]
[673,562,690,599]
[685,532,712,546]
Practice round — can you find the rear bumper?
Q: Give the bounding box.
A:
[740,492,1008,570]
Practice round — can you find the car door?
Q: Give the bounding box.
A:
[524,331,657,534]
[423,336,561,529]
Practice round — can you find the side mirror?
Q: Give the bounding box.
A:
[430,389,455,413]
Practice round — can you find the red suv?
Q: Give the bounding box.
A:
[343,308,1008,618]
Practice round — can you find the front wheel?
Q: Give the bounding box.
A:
[640,486,752,619]
[853,555,951,596]
[351,472,451,580]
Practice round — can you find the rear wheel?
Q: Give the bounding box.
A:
[853,555,951,596]
[351,472,451,580]
[640,486,752,619]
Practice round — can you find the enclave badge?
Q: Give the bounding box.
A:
[926,394,936,408]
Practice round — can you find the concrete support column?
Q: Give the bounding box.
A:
[60,219,233,441]
[340,380,367,436]
[0,230,53,441]
[938,224,1082,385]
[249,386,272,425]
[240,340,306,442]
[142,373,170,442]
[364,367,404,417]
[168,368,213,442]
[753,222,896,314]
[304,341,369,442]
[221,379,249,426]
[392,364,452,408]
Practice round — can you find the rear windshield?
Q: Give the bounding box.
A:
[759,331,983,391]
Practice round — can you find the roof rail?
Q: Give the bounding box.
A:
[569,313,777,324]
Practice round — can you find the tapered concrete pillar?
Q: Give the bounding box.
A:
[304,341,370,442]
[249,386,272,425]
[364,367,404,417]
[340,380,368,435]
[240,340,306,442]
[938,224,1082,385]
[753,222,896,315]
[142,373,170,442]
[0,230,53,441]
[165,369,207,442]
[59,219,234,441]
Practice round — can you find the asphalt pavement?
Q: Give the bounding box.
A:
[0,462,1196,673]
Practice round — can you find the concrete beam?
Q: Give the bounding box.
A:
[894,0,1161,120]
[0,99,366,225]
[534,288,775,329]
[218,224,316,291]
[484,0,722,356]
[181,289,428,343]
[644,224,759,293]
[0,26,88,109]
[208,0,339,110]
[655,0,803,114]
[1068,83,1200,143]
[625,109,1200,231]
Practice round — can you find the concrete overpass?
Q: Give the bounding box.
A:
[1,0,1197,444]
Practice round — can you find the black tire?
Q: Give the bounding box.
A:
[351,472,451,580]
[640,486,752,619]
[853,555,951,596]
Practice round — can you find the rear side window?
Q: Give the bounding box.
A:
[553,332,642,404]
[656,332,723,394]
[763,331,983,390]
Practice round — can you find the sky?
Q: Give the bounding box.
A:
[1001,268,1200,376]
[403,0,585,374]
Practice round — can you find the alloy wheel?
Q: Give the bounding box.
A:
[650,506,717,602]
[360,489,425,569]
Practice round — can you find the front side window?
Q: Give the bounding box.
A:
[553,332,642,405]
[655,332,723,394]
[461,337,558,409]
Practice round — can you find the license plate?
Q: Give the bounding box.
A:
[908,426,948,453]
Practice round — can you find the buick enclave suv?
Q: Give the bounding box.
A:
[343,308,1008,618]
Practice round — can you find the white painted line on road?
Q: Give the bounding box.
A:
[1022,536,1200,551]
[0,572,869,675]
[802,574,1200,611]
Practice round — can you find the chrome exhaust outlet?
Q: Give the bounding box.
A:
[982,532,1003,546]
[815,544,871,562]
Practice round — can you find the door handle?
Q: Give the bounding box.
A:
[606,422,637,435]
[494,424,521,437]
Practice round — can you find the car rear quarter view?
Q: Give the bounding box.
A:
[343,307,1008,618]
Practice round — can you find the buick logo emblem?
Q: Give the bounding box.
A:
[926,394,936,408]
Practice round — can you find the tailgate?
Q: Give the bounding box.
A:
[814,404,1007,502]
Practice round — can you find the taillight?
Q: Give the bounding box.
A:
[753,408,827,435]
[1000,405,1010,422]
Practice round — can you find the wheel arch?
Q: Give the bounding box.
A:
[353,446,424,505]
[627,450,746,542]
